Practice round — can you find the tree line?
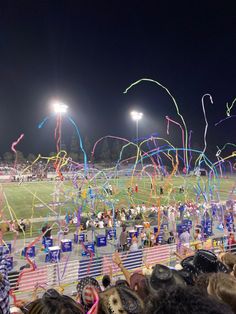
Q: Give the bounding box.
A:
[0,133,135,164]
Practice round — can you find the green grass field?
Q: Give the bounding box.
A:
[1,175,235,221]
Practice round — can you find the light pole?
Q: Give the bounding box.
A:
[52,101,68,152]
[130,111,143,142]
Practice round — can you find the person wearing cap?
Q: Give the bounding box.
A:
[181,249,229,275]
[147,264,186,295]
[98,285,144,314]
[76,276,101,312]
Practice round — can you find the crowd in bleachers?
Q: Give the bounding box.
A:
[1,247,236,314]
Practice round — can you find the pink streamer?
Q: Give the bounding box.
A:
[11,134,24,153]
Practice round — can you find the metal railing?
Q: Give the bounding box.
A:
[9,243,177,302]
[9,239,236,303]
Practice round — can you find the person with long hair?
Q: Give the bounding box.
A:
[218,252,236,272]
[207,273,236,314]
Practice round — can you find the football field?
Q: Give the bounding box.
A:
[1,175,235,220]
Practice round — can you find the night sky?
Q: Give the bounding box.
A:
[0,1,235,159]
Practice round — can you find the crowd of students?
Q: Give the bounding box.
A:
[1,248,236,313]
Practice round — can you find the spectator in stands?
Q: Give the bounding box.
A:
[107,216,112,228]
[25,288,85,313]
[120,211,126,222]
[194,228,202,241]
[194,273,212,295]
[98,285,144,314]
[168,231,175,244]
[228,233,236,251]
[145,286,233,314]
[149,232,155,247]
[130,236,139,252]
[98,219,104,229]
[179,203,185,222]
[231,264,236,278]
[163,225,170,244]
[102,215,107,227]
[119,225,128,251]
[129,272,150,300]
[179,228,191,250]
[140,230,147,248]
[112,251,131,285]
[181,249,229,275]
[102,275,111,290]
[115,279,130,287]
[0,255,11,314]
[147,264,186,296]
[207,273,236,313]
[76,276,101,312]
[218,252,236,272]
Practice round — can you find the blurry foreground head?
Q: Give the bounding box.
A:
[208,272,236,314]
[181,250,229,275]
[129,272,149,299]
[147,264,186,294]
[25,289,85,313]
[232,264,236,278]
[115,279,129,287]
[76,276,101,312]
[145,286,234,314]
[98,285,144,314]
[218,252,236,272]
[194,272,212,295]
[102,275,111,288]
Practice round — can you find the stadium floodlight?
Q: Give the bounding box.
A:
[53,101,68,114]
[130,111,143,121]
[130,111,143,142]
[51,101,68,152]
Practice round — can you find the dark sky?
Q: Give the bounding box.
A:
[0,1,235,158]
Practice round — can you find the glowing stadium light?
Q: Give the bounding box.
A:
[130,111,143,121]
[130,111,143,142]
[52,101,68,114]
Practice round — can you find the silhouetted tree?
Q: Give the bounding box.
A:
[3,152,13,163]
[111,140,122,162]
[68,152,79,161]
[70,131,80,153]
[100,138,110,163]
[27,153,36,162]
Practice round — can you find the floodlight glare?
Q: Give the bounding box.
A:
[130,111,143,121]
[53,101,68,114]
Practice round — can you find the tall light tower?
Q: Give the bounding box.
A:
[52,101,68,152]
[130,111,143,143]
